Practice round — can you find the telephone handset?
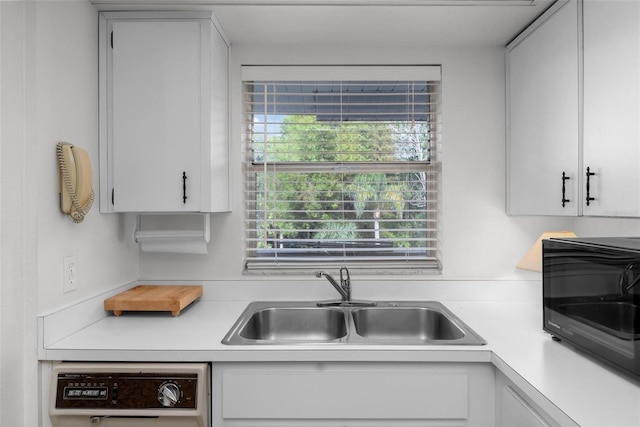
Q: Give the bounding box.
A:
[56,142,94,223]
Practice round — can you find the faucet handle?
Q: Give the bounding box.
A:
[340,267,351,302]
[340,267,350,286]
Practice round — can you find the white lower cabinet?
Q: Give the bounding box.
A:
[213,362,495,426]
[495,370,578,427]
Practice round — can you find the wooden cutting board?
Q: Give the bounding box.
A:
[104,285,203,317]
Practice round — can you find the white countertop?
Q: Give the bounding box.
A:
[40,287,640,427]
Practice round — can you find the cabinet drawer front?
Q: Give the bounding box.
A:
[222,370,468,420]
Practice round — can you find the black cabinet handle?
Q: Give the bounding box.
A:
[182,171,187,204]
[561,172,570,207]
[586,167,595,206]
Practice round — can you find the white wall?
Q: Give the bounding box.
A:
[0,3,35,426]
[138,43,589,282]
[33,1,139,314]
[1,1,139,426]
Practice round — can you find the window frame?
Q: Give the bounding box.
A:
[242,65,442,274]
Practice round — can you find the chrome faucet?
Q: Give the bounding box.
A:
[314,267,375,307]
[315,267,351,302]
[619,263,640,296]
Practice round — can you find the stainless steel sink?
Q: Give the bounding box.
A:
[222,301,486,345]
[351,307,466,341]
[239,307,347,342]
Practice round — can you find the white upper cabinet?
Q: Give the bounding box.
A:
[99,12,230,213]
[508,0,640,217]
[507,0,579,216]
[583,0,640,217]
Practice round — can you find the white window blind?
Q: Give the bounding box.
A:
[243,66,442,272]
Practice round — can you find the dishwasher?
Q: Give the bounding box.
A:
[49,362,209,427]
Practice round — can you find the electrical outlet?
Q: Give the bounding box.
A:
[63,256,77,293]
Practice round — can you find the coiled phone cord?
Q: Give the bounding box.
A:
[56,141,94,223]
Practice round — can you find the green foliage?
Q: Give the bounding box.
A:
[255,115,428,253]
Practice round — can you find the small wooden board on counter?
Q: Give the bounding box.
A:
[104,285,203,317]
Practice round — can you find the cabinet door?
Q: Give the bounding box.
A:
[507,0,579,216]
[213,362,495,426]
[583,0,640,217]
[111,20,202,212]
[500,386,551,427]
[495,370,577,427]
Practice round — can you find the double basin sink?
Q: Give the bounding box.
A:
[222,301,486,345]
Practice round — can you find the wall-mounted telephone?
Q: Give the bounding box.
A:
[56,142,94,223]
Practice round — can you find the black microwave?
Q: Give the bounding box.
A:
[542,237,640,377]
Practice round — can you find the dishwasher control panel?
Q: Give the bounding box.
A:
[51,363,207,411]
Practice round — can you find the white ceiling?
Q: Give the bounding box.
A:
[91,0,556,46]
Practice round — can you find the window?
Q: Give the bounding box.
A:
[243,66,442,272]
